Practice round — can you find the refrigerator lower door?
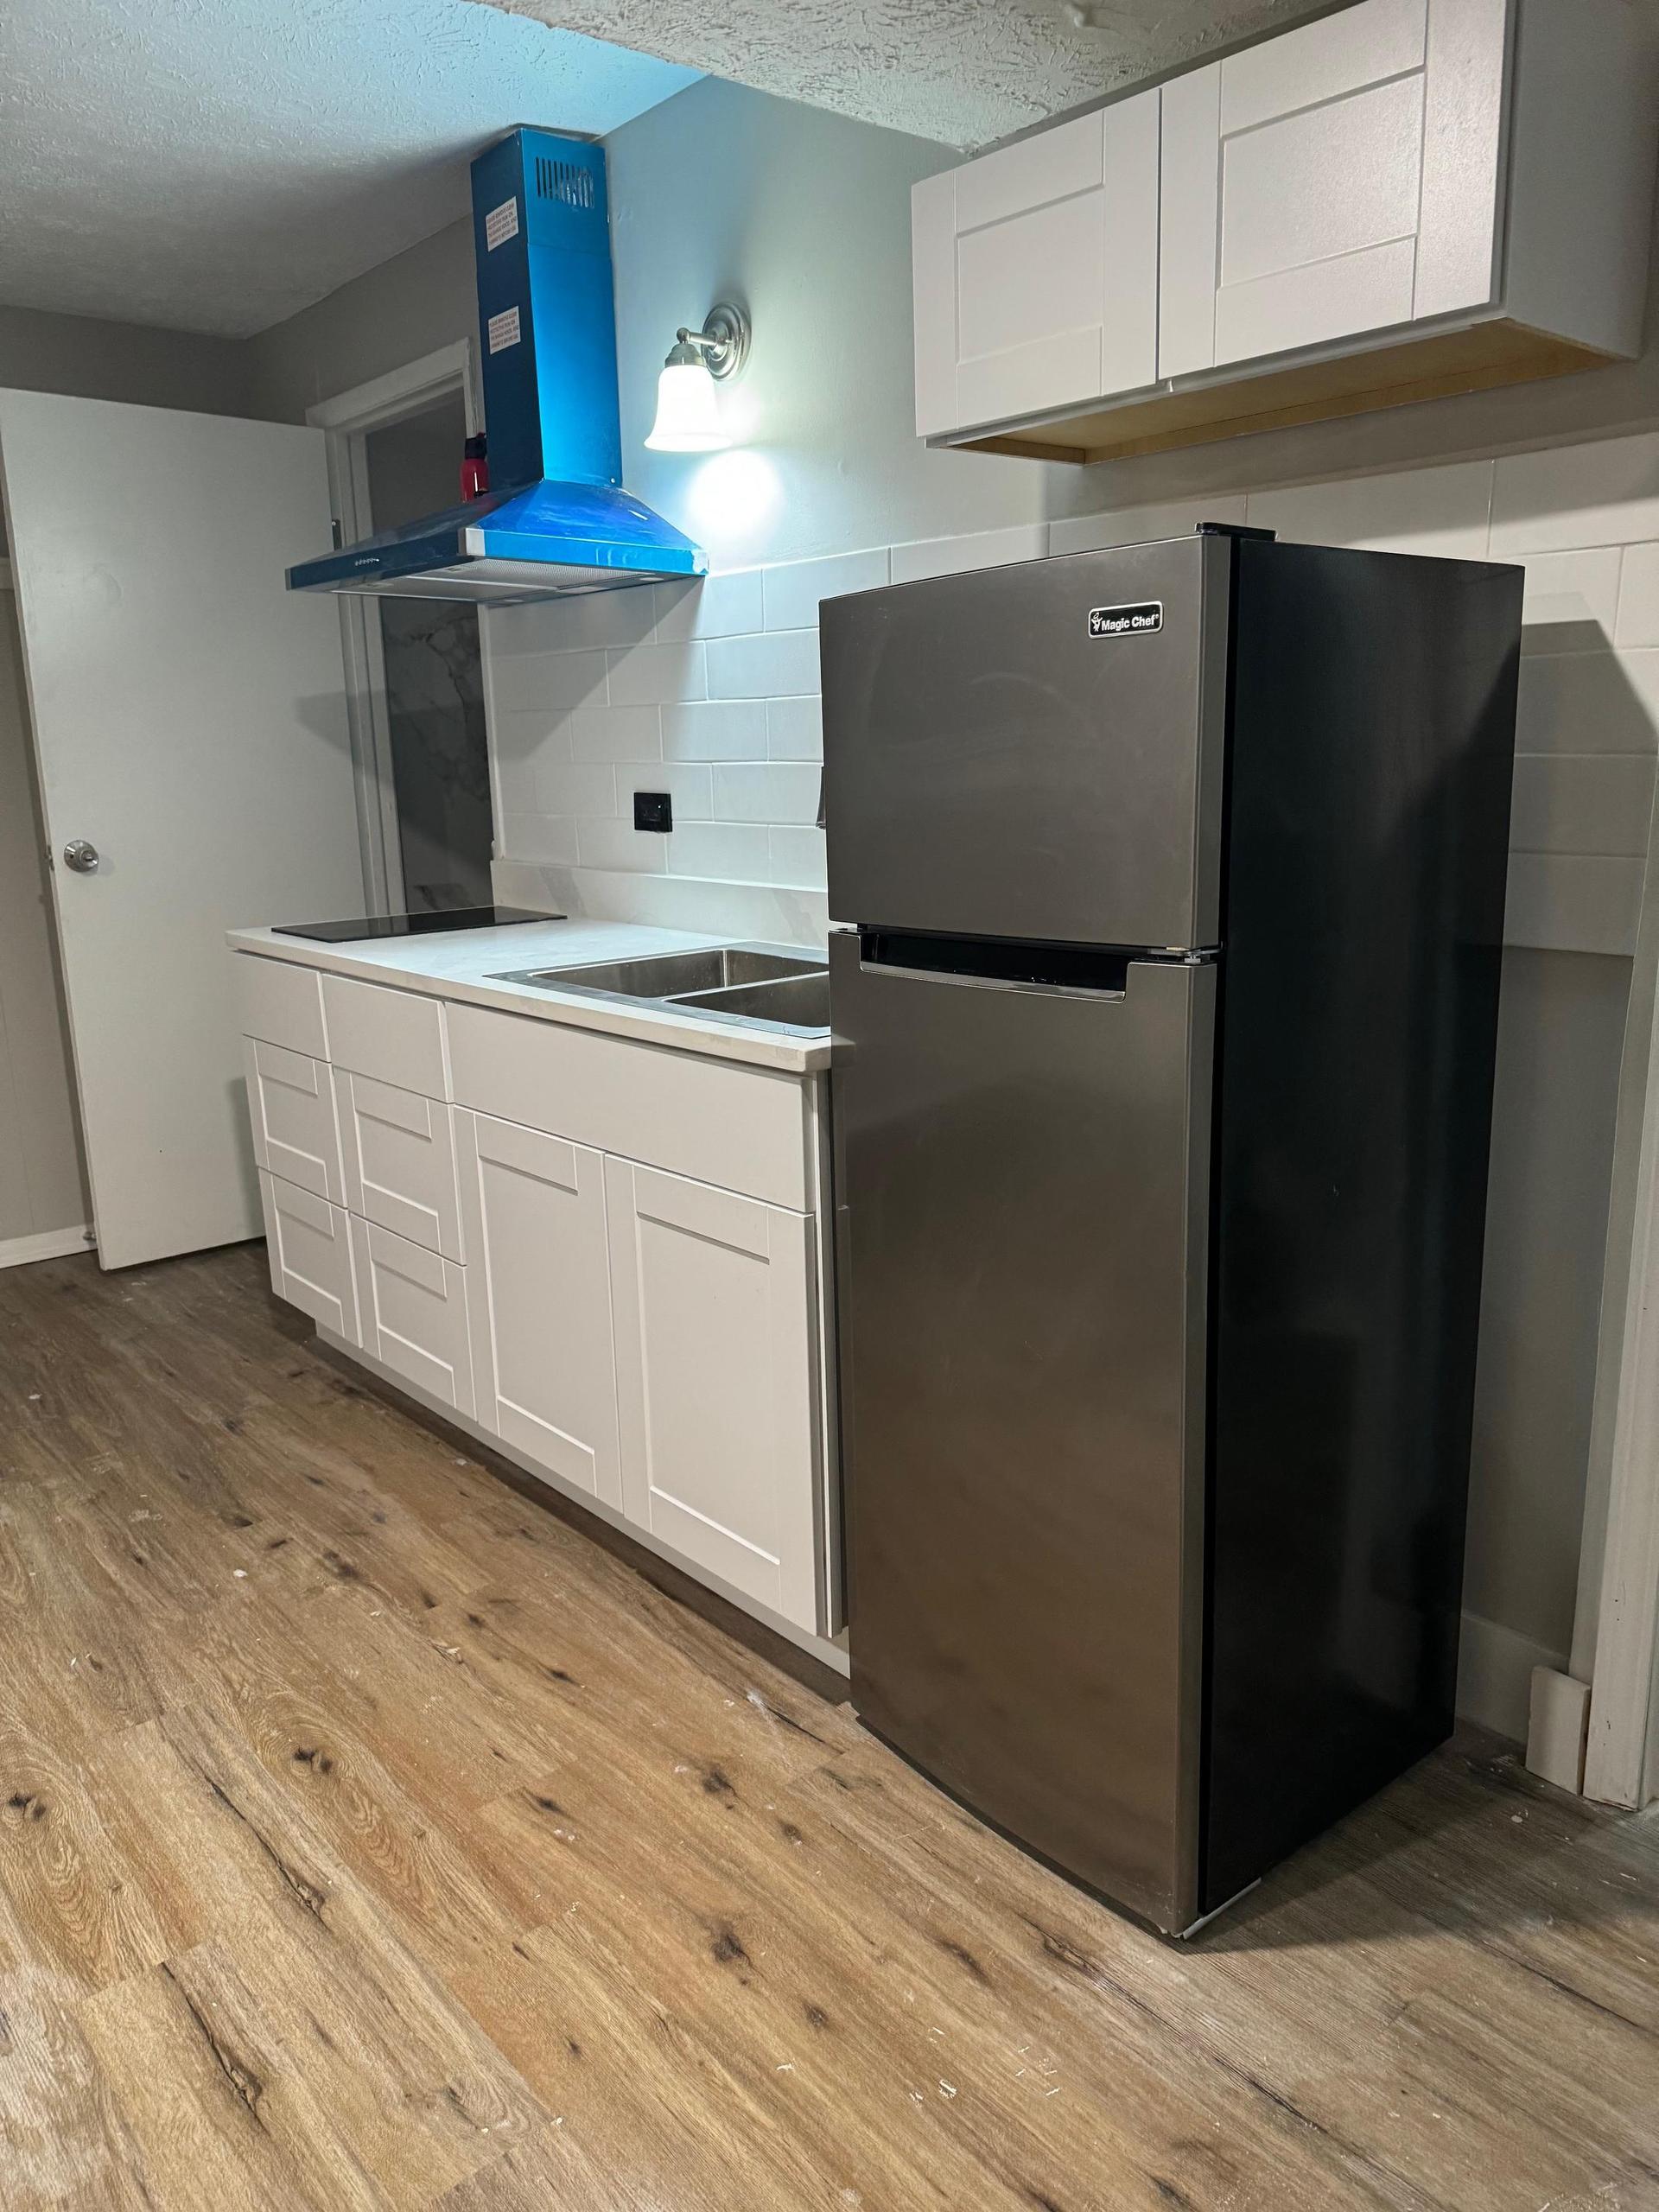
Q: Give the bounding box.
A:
[830,933,1214,1933]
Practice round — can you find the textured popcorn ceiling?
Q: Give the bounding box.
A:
[0,0,697,336]
[467,0,1338,149]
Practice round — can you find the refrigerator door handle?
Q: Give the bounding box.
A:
[857,929,1135,999]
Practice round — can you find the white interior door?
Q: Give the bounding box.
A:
[0,390,364,1269]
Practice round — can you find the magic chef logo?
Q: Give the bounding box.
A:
[1088,601,1163,638]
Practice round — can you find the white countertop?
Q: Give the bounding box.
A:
[226,916,832,1075]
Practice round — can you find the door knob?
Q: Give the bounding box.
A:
[62,840,100,874]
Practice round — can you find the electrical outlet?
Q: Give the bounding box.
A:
[633,790,672,833]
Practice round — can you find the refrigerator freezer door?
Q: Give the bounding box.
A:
[822,535,1230,951]
[830,934,1214,1931]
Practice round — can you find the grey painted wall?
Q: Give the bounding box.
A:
[243,219,477,425]
[0,302,251,417]
[0,592,91,1249]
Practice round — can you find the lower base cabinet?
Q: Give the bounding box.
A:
[455,1109,623,1508]
[243,961,832,1649]
[257,1170,359,1343]
[605,1157,823,1632]
[349,1214,474,1420]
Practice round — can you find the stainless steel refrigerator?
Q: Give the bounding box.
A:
[822,526,1522,1936]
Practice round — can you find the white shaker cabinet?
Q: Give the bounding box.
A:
[912,92,1160,438]
[606,1158,822,1633]
[455,1110,624,1510]
[1160,0,1499,375]
[915,0,1656,464]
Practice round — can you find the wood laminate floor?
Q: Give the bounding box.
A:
[3,1245,1657,2210]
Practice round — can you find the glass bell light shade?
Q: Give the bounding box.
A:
[645,359,729,453]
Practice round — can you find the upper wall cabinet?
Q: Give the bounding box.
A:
[912,0,1658,465]
[913,92,1160,437]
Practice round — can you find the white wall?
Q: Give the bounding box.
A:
[604,79,1069,573]
[0,588,90,1261]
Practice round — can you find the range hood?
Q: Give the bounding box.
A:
[288,129,706,607]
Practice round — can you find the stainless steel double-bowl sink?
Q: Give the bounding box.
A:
[492,943,830,1037]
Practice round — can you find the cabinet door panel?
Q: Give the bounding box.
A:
[1220,0,1426,134]
[1160,63,1223,377]
[334,1067,463,1261]
[349,1215,473,1418]
[1160,0,1503,378]
[954,108,1103,232]
[1216,234,1418,364]
[457,1110,621,1506]
[917,92,1159,436]
[257,1170,358,1343]
[607,1158,820,1632]
[912,168,958,437]
[1414,0,1508,320]
[1219,75,1425,289]
[244,1039,344,1205]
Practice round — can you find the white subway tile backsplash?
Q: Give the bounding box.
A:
[1504,850,1644,957]
[666,823,772,881]
[1516,652,1659,756]
[534,761,617,817]
[888,523,1048,584]
[1244,461,1495,560]
[518,587,658,653]
[763,549,889,632]
[482,435,1659,955]
[652,569,766,641]
[1491,432,1659,557]
[492,704,573,764]
[567,704,663,763]
[707,628,821,700]
[1509,753,1655,857]
[577,818,666,873]
[492,646,608,714]
[768,826,828,891]
[499,811,579,868]
[661,699,769,762]
[1049,497,1247,556]
[713,763,823,824]
[606,639,708,707]
[767,696,823,761]
[1521,549,1624,654]
[1617,543,1659,649]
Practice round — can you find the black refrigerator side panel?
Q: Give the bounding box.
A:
[1201,541,1521,1914]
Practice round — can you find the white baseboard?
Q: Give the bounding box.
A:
[0,1224,94,1270]
[1458,1609,1567,1744]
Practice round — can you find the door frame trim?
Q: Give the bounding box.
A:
[306,341,484,917]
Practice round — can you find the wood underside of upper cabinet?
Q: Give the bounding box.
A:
[953,320,1611,466]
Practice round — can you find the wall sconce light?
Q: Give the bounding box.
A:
[645,302,751,453]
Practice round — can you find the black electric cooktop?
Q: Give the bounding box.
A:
[272,906,559,944]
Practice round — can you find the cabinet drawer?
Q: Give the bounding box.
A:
[257,1171,359,1344]
[348,1216,474,1419]
[447,1003,814,1211]
[236,953,327,1059]
[334,1068,462,1261]
[244,1039,345,1204]
[322,973,448,1097]
[607,1158,822,1633]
